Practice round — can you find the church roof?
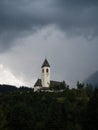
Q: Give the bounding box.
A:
[41,59,50,68]
[50,80,62,86]
[34,79,62,87]
[34,79,42,87]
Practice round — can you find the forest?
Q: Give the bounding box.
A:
[0,83,98,130]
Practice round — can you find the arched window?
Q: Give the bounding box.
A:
[46,68,48,73]
[42,69,44,73]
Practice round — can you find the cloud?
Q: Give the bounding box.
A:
[0,0,97,51]
[0,64,25,86]
[0,25,98,87]
[57,0,98,6]
[0,1,98,87]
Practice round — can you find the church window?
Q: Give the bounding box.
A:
[46,68,48,73]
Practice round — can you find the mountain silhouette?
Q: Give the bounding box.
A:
[84,71,98,87]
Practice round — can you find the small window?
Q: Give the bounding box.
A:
[42,69,44,73]
[46,68,48,73]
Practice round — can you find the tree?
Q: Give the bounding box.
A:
[77,81,84,90]
[50,81,67,91]
[83,88,98,130]
[0,107,7,130]
[85,84,93,97]
[8,103,33,130]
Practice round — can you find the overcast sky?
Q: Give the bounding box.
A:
[0,0,98,88]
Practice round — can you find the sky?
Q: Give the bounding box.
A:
[0,0,98,88]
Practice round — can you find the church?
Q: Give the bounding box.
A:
[34,59,63,92]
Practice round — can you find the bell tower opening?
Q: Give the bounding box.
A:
[46,68,48,73]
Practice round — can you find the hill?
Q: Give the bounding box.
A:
[0,84,33,93]
[0,88,97,130]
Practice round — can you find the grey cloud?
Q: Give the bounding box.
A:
[0,0,97,88]
[56,0,98,7]
[0,0,98,52]
[0,26,98,87]
[0,0,97,33]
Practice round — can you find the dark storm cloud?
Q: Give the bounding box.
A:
[0,0,97,33]
[0,0,98,52]
[56,0,98,34]
[57,0,98,6]
[0,0,98,32]
[0,0,48,32]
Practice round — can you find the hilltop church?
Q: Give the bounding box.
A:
[34,59,63,92]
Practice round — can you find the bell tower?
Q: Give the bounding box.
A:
[41,59,50,87]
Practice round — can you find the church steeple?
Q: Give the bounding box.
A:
[41,59,50,87]
[41,59,50,68]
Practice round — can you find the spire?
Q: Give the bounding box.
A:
[41,59,50,68]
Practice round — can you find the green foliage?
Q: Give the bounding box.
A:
[0,84,33,93]
[83,88,98,130]
[0,85,97,130]
[77,81,84,90]
[8,103,33,130]
[85,84,93,97]
[0,107,7,130]
[50,80,67,91]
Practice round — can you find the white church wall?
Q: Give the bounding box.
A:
[41,67,50,87]
[34,86,40,92]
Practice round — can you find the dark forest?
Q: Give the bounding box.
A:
[0,83,98,130]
